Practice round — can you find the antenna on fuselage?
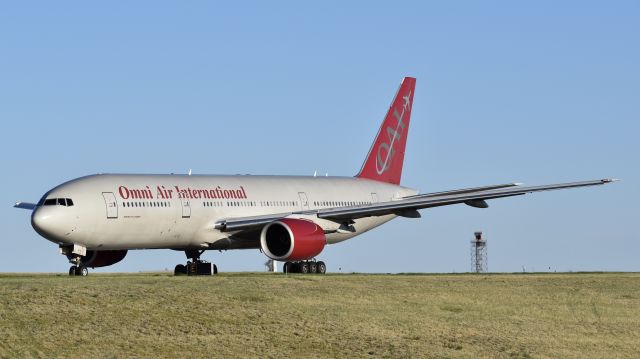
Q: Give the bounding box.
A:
[188,169,192,176]
[314,170,317,177]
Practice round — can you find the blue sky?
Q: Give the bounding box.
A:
[1,1,637,273]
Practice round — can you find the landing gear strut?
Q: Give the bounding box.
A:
[174,250,218,276]
[283,260,326,274]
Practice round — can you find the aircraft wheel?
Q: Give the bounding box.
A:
[75,266,88,276]
[69,266,77,276]
[309,262,318,274]
[300,262,309,274]
[317,261,326,274]
[174,264,186,275]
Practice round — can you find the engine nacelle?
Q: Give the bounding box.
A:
[67,250,128,268]
[260,218,326,261]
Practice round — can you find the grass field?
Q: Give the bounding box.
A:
[0,272,638,358]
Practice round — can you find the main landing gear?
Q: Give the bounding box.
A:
[174,250,218,276]
[283,260,326,274]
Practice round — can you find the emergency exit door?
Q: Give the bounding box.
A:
[102,192,118,219]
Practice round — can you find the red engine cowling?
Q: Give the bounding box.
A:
[79,250,128,268]
[260,218,326,261]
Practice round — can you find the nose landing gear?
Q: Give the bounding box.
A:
[61,244,89,276]
[69,265,88,276]
[66,255,88,276]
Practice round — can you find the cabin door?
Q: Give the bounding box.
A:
[102,192,118,219]
[180,198,191,218]
[298,192,310,211]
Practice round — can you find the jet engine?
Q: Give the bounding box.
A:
[260,218,326,261]
[66,250,128,268]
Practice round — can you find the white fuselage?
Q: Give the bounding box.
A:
[31,174,418,251]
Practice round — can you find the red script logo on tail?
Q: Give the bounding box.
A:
[376,90,411,175]
[357,77,416,185]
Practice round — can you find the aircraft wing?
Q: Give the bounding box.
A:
[213,179,615,232]
[401,182,521,199]
[14,202,37,210]
[318,179,616,221]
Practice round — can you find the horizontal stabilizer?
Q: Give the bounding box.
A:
[14,202,36,210]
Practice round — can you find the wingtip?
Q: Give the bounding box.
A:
[602,178,620,183]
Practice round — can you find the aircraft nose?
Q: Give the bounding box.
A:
[32,207,52,237]
[31,207,69,243]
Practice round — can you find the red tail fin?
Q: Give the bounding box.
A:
[356,77,416,185]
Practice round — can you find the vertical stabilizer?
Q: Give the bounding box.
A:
[356,77,416,185]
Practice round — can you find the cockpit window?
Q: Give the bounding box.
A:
[42,198,74,207]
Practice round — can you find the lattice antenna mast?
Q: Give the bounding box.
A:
[470,231,488,273]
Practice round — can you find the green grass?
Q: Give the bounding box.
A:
[0,273,638,358]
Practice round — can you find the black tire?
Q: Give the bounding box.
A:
[76,266,88,276]
[294,262,303,273]
[69,266,77,276]
[300,262,309,274]
[309,262,318,274]
[317,261,326,274]
[174,264,186,275]
[213,264,218,275]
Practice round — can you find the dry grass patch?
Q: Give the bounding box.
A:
[0,272,638,358]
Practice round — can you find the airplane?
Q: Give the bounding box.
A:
[14,77,616,276]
